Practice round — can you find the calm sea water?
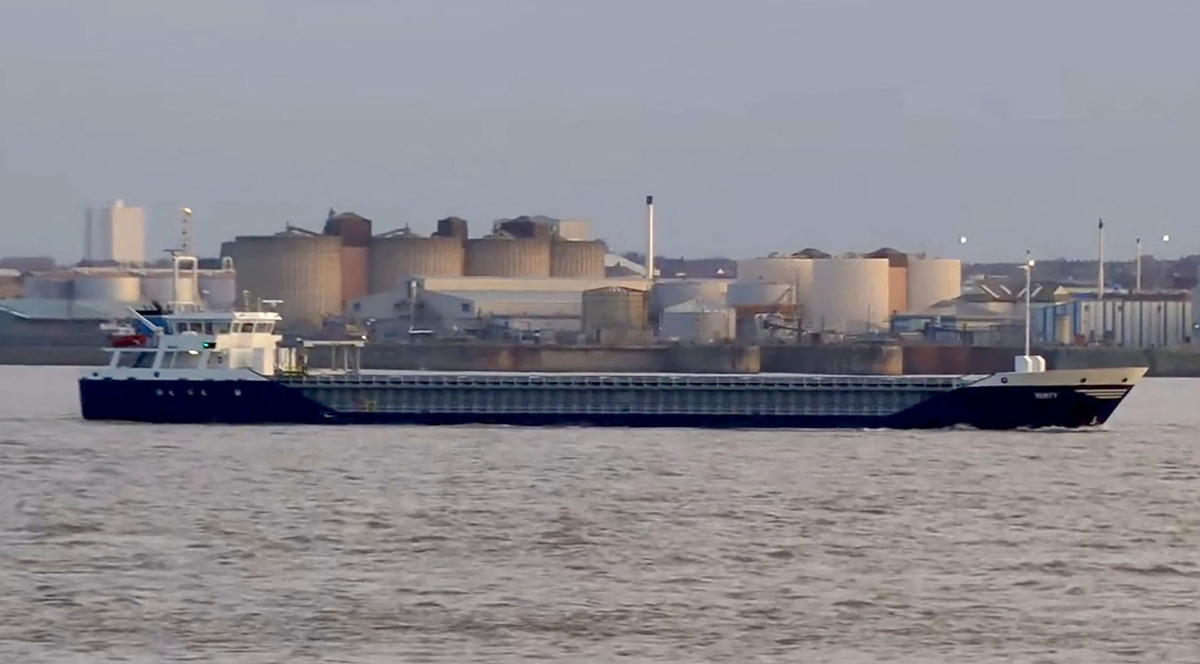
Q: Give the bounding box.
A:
[1,367,1199,663]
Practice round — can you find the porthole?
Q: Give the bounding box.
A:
[153,372,160,378]
[92,372,98,377]
[1079,378,1087,384]
[200,389,207,396]
[1122,377,1129,383]
[168,390,174,396]
[187,389,194,396]
[1001,377,1008,384]
[156,389,164,396]
[233,388,242,396]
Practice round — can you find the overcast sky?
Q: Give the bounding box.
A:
[2,0,1198,263]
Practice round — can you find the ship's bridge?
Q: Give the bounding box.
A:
[111,310,287,374]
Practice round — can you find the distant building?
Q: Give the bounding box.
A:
[1033,292,1194,348]
[84,200,145,264]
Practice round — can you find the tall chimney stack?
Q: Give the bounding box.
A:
[1097,218,1105,300]
[646,195,656,282]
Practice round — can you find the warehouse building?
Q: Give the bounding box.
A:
[1033,292,1194,348]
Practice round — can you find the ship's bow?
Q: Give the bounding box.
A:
[890,366,1147,429]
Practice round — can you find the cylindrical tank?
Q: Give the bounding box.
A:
[142,272,199,305]
[650,279,728,314]
[907,259,962,312]
[659,300,736,342]
[73,274,141,302]
[368,236,465,293]
[23,275,73,299]
[1056,312,1073,345]
[222,235,342,327]
[198,272,238,310]
[736,258,814,309]
[726,282,794,308]
[550,239,606,278]
[582,287,648,335]
[465,238,551,278]
[809,258,890,334]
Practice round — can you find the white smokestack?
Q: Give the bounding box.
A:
[646,195,655,281]
[1097,218,1105,300]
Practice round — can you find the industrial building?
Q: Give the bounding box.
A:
[1033,292,1195,348]
[220,211,613,332]
[350,276,651,341]
[84,200,145,265]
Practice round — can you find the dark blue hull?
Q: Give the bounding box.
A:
[78,378,1131,429]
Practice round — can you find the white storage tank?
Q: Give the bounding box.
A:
[907,258,962,312]
[198,272,238,310]
[73,274,141,302]
[659,299,736,342]
[23,275,73,299]
[809,258,890,334]
[726,282,794,308]
[736,257,814,309]
[651,279,728,314]
[142,272,199,305]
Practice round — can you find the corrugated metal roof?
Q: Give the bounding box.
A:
[0,299,133,320]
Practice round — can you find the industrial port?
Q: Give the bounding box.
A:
[2,199,1199,375]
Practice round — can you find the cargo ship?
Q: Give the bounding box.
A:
[78,304,1146,430]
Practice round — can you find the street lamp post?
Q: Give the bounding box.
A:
[1024,250,1034,359]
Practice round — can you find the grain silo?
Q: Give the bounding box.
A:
[369,235,465,293]
[650,279,728,314]
[465,238,551,278]
[582,286,649,341]
[73,273,141,302]
[864,248,909,316]
[809,258,890,334]
[659,299,736,342]
[907,258,962,312]
[550,239,606,278]
[222,232,342,327]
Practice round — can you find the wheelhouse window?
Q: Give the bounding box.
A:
[115,351,156,368]
[253,322,274,334]
[164,351,202,369]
